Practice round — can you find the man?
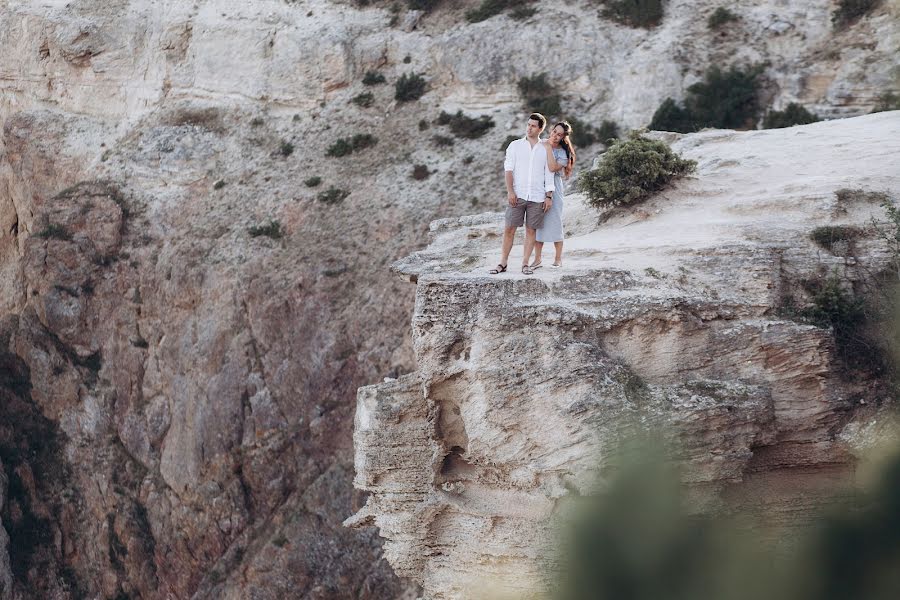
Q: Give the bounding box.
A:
[489,113,554,276]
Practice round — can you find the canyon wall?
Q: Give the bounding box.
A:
[0,0,897,597]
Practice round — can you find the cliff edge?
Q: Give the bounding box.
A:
[348,112,900,599]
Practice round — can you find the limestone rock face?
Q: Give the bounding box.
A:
[349,112,900,599]
[0,0,897,597]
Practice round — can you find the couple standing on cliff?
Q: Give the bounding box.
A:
[489,112,576,276]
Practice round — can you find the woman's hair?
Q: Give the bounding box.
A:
[553,121,577,178]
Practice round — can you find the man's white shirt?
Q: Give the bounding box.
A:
[504,137,554,202]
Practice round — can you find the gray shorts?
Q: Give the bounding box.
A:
[505,198,545,230]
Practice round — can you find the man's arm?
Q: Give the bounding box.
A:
[543,159,554,212]
[504,142,517,207]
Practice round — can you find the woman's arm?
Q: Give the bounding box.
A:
[544,142,565,173]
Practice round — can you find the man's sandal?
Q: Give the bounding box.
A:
[489,264,507,275]
[521,265,534,275]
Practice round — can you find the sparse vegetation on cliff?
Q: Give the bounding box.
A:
[518,72,562,118]
[763,103,821,129]
[650,65,764,132]
[435,110,495,139]
[248,220,283,239]
[394,72,427,102]
[707,6,739,29]
[577,132,696,210]
[832,0,881,27]
[326,134,378,157]
[600,0,665,28]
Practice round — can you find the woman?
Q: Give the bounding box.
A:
[532,121,576,269]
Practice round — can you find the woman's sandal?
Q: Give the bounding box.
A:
[550,262,562,268]
[529,260,543,270]
[521,265,534,275]
[489,264,507,275]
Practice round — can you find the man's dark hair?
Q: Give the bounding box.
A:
[528,112,547,130]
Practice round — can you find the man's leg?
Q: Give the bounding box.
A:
[532,241,544,266]
[522,227,537,268]
[500,226,517,266]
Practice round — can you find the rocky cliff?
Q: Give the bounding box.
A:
[348,111,900,599]
[0,0,898,597]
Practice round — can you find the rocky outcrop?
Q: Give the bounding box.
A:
[0,0,897,597]
[349,112,900,599]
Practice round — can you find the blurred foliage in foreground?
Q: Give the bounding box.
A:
[555,435,900,600]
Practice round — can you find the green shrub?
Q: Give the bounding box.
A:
[249,117,265,127]
[433,135,455,147]
[707,6,738,29]
[832,0,881,27]
[412,164,430,180]
[395,72,427,102]
[763,103,821,129]
[362,71,386,85]
[248,220,283,239]
[809,225,861,254]
[350,133,377,151]
[279,140,295,156]
[435,110,495,139]
[35,223,71,241]
[318,187,350,205]
[568,117,619,147]
[304,176,322,187]
[327,138,353,158]
[466,0,511,22]
[212,179,226,190]
[577,132,696,210]
[649,65,764,132]
[351,92,374,108]
[418,119,429,131]
[871,91,900,113]
[517,73,562,118]
[649,98,697,133]
[601,0,664,29]
[500,134,519,151]
[327,134,378,157]
[510,6,537,19]
[407,0,442,10]
[799,273,874,371]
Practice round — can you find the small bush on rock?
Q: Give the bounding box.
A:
[279,140,295,157]
[435,110,495,139]
[763,103,821,129]
[248,220,283,239]
[36,224,72,241]
[810,225,861,254]
[577,132,696,210]
[304,176,322,187]
[500,134,519,151]
[362,71,386,85]
[871,91,900,113]
[517,73,562,118]
[395,72,427,102]
[707,6,738,29]
[407,0,442,11]
[327,134,378,157]
[465,0,517,22]
[568,117,619,147]
[412,164,430,180]
[351,92,374,108]
[318,187,350,205]
[600,0,664,29]
[649,65,763,132]
[433,135,455,147]
[832,0,881,27]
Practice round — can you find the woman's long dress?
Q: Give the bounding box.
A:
[536,146,567,243]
